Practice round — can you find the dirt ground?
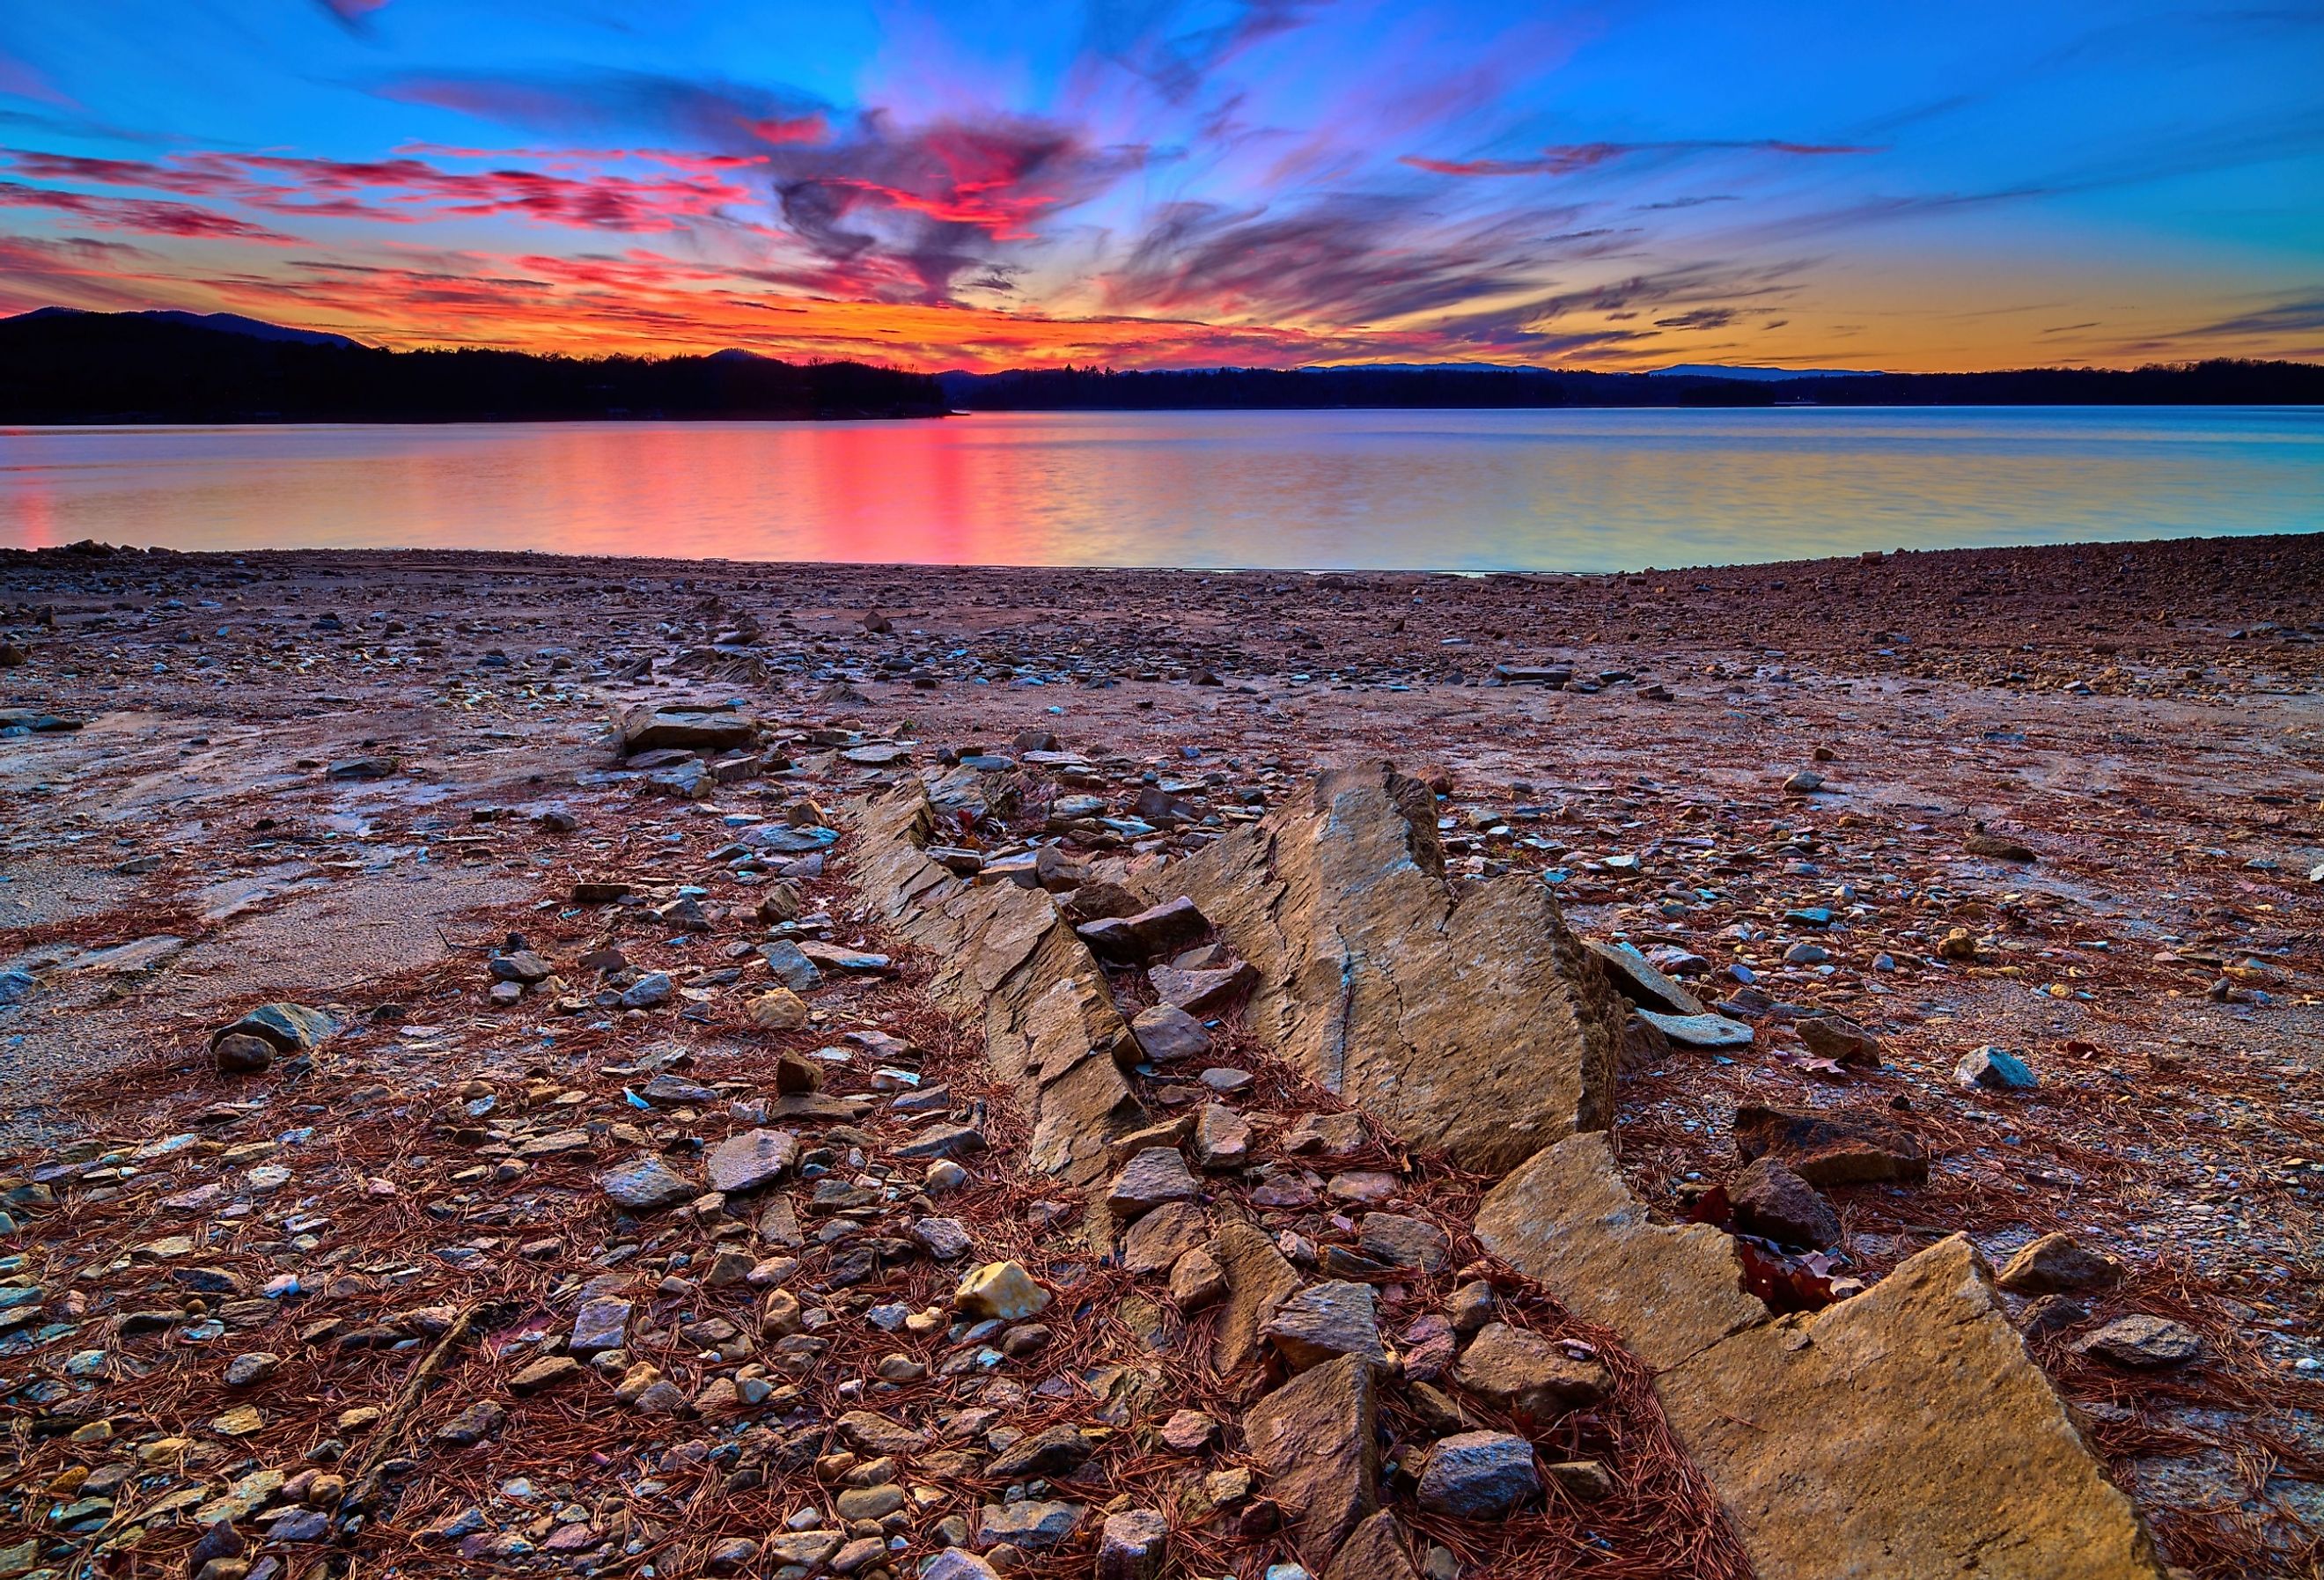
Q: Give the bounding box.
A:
[2,532,2320,1579]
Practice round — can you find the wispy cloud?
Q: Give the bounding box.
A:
[1401,139,1880,178]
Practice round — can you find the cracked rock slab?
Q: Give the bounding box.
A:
[1151,761,1620,1172]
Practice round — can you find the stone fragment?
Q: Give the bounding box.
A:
[434,1400,505,1446]
[989,1425,1092,1480]
[1097,1509,1170,1580]
[1357,1212,1450,1272]
[1997,1234,2124,1296]
[597,1156,696,1210]
[704,1128,800,1194]
[1107,1147,1199,1218]
[621,706,756,755]
[570,1297,631,1355]
[1727,1157,1842,1249]
[746,989,810,1031]
[1543,1460,1616,1503]
[978,1500,1083,1550]
[1965,829,2039,862]
[955,1262,1049,1321]
[1162,1409,1220,1452]
[1264,1280,1386,1371]
[911,1216,973,1261]
[1282,1111,1366,1157]
[1213,1217,1304,1372]
[1636,1009,1754,1049]
[509,1356,581,1394]
[1453,1323,1610,1430]
[1732,1105,1930,1187]
[1957,1046,2040,1091]
[1584,939,1706,1017]
[1191,1104,1253,1170]
[1416,1431,1539,1519]
[1168,1246,1227,1308]
[2075,1315,2202,1369]
[1155,763,1619,1172]
[213,1033,276,1075]
[1149,961,1258,1015]
[923,1552,1002,1580]
[1245,1354,1379,1567]
[1798,1015,1884,1067]
[1322,1510,1421,1580]
[1120,1201,1208,1275]
[1129,1003,1212,1064]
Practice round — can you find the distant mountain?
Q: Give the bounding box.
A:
[1651,363,1879,381]
[12,305,364,349]
[0,309,945,423]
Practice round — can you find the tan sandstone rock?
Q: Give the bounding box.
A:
[1148,761,1621,1172]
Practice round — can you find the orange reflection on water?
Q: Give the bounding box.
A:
[1,408,2318,571]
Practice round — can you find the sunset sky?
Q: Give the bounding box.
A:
[0,1,2319,371]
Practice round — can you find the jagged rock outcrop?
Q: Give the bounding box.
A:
[1479,1134,2166,1580]
[853,782,1146,1187]
[1147,761,1622,1172]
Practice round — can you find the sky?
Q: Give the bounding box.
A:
[0,2,2319,372]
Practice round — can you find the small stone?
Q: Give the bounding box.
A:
[1956,1046,2039,1091]
[1446,1281,1496,1334]
[1191,1105,1252,1171]
[1726,1157,1842,1249]
[1636,1010,1754,1049]
[1263,1280,1385,1371]
[2075,1314,2203,1369]
[1358,1213,1451,1272]
[223,1352,279,1387]
[570,1297,631,1354]
[1107,1148,1199,1218]
[1997,1233,2124,1296]
[1129,1003,1212,1064]
[1097,1509,1169,1580]
[1162,1409,1219,1452]
[1542,1459,1616,1503]
[434,1400,506,1445]
[213,1033,276,1076]
[912,1216,973,1261]
[1416,1431,1538,1519]
[1168,1246,1227,1308]
[1732,1105,1930,1187]
[922,1551,1002,1580]
[509,1356,581,1394]
[597,1156,696,1210]
[619,971,673,1009]
[705,1128,801,1194]
[955,1262,1050,1322]
[1453,1323,1611,1431]
[989,1424,1091,1479]
[978,1499,1083,1550]
[1798,1016,1884,1067]
[703,1536,759,1574]
[1783,769,1825,794]
[1121,1200,1209,1274]
[746,989,810,1031]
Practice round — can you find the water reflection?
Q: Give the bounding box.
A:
[3,408,2318,570]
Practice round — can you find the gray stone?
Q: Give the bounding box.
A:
[1957,1046,2039,1091]
[570,1297,631,1355]
[1357,1212,1451,1272]
[1264,1280,1386,1371]
[1416,1431,1539,1519]
[704,1128,799,1194]
[597,1156,695,1210]
[1097,1509,1170,1580]
[1636,1009,1755,1049]
[2074,1314,2202,1369]
[1129,1003,1212,1064]
[977,1499,1083,1550]
[1107,1147,1199,1218]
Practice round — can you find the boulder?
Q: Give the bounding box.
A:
[1245,1354,1379,1567]
[1150,762,1621,1172]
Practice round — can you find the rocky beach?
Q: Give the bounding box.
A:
[1,531,2319,1580]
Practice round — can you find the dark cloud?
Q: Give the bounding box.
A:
[1635,195,1738,210]
[1652,306,1740,329]
[2151,292,2324,343]
[1082,0,1321,103]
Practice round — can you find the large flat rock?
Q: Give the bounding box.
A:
[1482,1134,2165,1580]
[1475,1131,1765,1372]
[1151,762,1620,1172]
[1659,1235,2165,1580]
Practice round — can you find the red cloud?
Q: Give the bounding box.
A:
[0,180,298,242]
[1,147,759,234]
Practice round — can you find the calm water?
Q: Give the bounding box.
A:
[2,407,2317,571]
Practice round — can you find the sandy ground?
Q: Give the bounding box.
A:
[2,532,2320,1576]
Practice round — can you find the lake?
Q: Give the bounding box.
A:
[2,407,2318,571]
